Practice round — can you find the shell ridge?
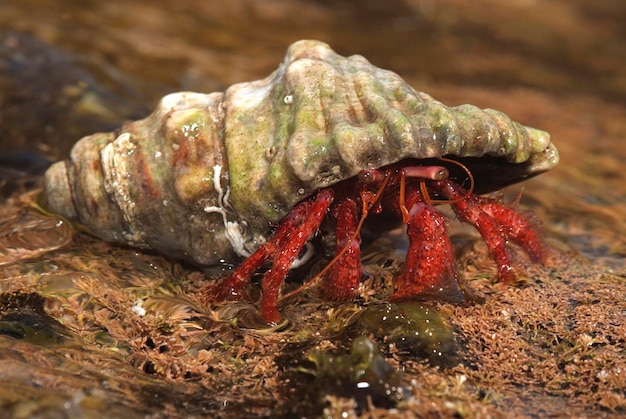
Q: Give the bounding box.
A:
[222,69,277,227]
[512,121,532,163]
[334,62,400,173]
[100,132,143,243]
[284,57,345,192]
[73,133,128,242]
[482,109,519,158]
[262,67,306,219]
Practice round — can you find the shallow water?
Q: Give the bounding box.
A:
[0,0,624,417]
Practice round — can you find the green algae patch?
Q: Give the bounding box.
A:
[287,335,406,416]
[358,302,456,363]
[0,292,78,346]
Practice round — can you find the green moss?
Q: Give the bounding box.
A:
[0,292,77,346]
[294,335,405,414]
[359,302,456,363]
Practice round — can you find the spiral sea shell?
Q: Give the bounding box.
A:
[43,40,559,267]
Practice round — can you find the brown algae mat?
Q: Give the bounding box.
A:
[0,192,624,418]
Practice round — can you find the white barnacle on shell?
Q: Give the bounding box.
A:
[202,165,254,258]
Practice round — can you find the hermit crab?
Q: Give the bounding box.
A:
[43,40,558,324]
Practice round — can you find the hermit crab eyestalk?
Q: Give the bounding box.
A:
[358,169,388,185]
[401,166,449,180]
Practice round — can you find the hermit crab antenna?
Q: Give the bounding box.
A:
[439,157,474,191]
[434,157,475,204]
[399,171,408,222]
[420,179,433,206]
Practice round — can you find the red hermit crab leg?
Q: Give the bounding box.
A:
[431,179,515,283]
[320,169,392,300]
[322,198,362,300]
[478,200,544,263]
[324,163,466,302]
[206,189,333,324]
[431,179,541,284]
[391,188,466,303]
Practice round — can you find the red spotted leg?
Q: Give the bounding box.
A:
[479,200,544,263]
[391,188,466,303]
[204,189,334,324]
[431,179,540,284]
[321,165,451,300]
[322,198,362,300]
